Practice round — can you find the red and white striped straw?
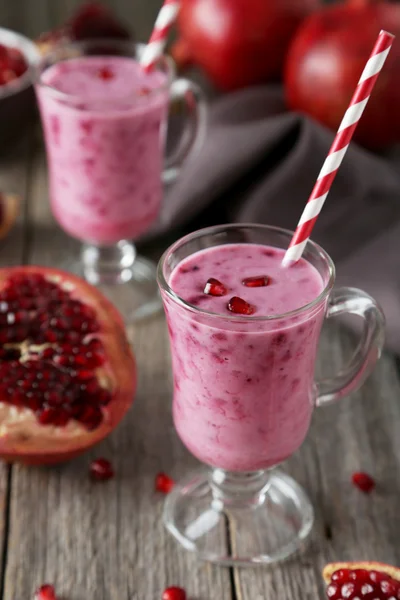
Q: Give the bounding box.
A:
[282,29,394,266]
[140,0,180,72]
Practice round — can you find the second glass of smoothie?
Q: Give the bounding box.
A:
[35,39,207,321]
[158,224,385,566]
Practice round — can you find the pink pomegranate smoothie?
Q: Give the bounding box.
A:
[165,243,326,472]
[36,56,169,244]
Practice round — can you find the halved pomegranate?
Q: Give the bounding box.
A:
[0,266,136,465]
[323,562,400,600]
[0,193,19,240]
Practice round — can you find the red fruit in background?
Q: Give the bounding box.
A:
[285,0,400,150]
[175,0,320,91]
[0,45,28,86]
[170,37,194,72]
[0,266,136,465]
[68,2,130,41]
[36,2,131,55]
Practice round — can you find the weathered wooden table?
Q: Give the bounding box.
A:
[0,1,399,597]
[0,129,399,600]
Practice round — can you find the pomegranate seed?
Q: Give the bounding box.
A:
[80,405,103,429]
[203,278,227,296]
[97,388,111,405]
[34,584,57,600]
[242,275,270,287]
[98,66,114,80]
[227,296,255,315]
[352,472,375,493]
[155,472,175,494]
[326,568,400,600]
[138,87,151,96]
[90,458,114,481]
[162,587,186,600]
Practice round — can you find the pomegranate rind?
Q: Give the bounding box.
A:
[323,562,400,585]
[0,266,136,464]
[0,194,19,240]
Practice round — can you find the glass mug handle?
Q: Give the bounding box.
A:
[316,287,385,407]
[163,78,207,184]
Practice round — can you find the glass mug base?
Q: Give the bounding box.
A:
[164,468,314,567]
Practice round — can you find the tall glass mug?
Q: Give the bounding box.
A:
[35,39,207,321]
[157,224,385,566]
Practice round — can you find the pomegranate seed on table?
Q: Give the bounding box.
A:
[90,458,115,481]
[155,472,175,494]
[242,275,270,287]
[351,472,375,493]
[34,584,57,600]
[227,296,255,315]
[162,586,187,600]
[203,278,227,296]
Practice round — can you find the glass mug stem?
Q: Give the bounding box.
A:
[81,240,137,285]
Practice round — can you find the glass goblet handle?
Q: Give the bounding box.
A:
[163,78,208,184]
[316,287,385,407]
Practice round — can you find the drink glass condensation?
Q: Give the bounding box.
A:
[157,223,385,566]
[35,39,207,322]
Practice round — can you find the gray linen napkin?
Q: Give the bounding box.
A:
[155,86,400,353]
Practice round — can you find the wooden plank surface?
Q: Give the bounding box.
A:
[2,138,400,600]
[0,135,32,598]
[2,140,233,600]
[235,325,400,599]
[1,2,400,597]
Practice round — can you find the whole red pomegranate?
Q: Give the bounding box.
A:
[173,0,320,91]
[285,0,400,149]
[0,266,136,465]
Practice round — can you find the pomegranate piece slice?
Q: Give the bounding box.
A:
[162,587,187,600]
[0,266,136,465]
[323,562,400,600]
[204,278,227,296]
[242,275,270,287]
[227,296,255,315]
[352,472,375,493]
[155,472,175,494]
[90,457,114,481]
[34,584,57,600]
